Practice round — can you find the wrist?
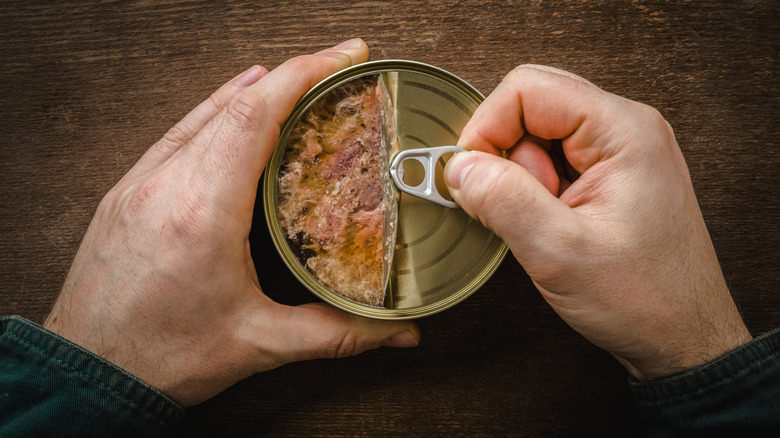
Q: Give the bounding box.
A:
[620,323,753,381]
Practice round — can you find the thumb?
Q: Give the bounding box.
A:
[269,303,420,364]
[444,150,574,260]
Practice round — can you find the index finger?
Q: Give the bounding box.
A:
[457,65,655,175]
[197,39,369,217]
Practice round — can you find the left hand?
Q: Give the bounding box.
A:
[44,39,420,407]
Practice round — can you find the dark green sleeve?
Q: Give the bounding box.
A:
[630,327,780,436]
[0,315,185,437]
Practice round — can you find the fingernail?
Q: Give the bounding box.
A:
[445,151,478,190]
[381,330,420,348]
[235,65,263,87]
[332,38,363,50]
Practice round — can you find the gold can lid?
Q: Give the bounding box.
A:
[264,60,507,319]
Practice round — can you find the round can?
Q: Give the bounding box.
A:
[263,60,507,319]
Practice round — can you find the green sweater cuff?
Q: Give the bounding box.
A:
[1,315,185,437]
[629,327,780,435]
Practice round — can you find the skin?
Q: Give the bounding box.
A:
[43,41,751,411]
[44,39,420,408]
[444,65,752,380]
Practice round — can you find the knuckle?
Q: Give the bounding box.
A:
[284,54,325,75]
[285,55,310,72]
[508,64,534,77]
[505,65,531,85]
[206,87,230,112]
[125,175,164,217]
[506,64,555,86]
[311,309,367,359]
[506,64,597,99]
[169,193,210,240]
[624,99,664,127]
[625,101,678,151]
[123,172,210,240]
[649,107,674,136]
[161,123,192,147]
[635,101,665,123]
[225,88,266,129]
[95,184,130,223]
[330,331,361,359]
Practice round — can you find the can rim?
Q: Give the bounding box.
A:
[263,60,508,320]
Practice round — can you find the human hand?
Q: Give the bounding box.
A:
[444,65,751,380]
[43,39,419,407]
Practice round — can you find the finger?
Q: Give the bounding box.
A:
[197,38,369,217]
[267,303,420,364]
[549,139,581,190]
[161,65,268,153]
[506,135,559,195]
[444,150,581,264]
[126,65,268,180]
[516,63,596,86]
[458,65,650,175]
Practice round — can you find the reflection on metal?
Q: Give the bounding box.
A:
[263,60,507,319]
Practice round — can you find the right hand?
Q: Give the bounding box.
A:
[444,65,752,380]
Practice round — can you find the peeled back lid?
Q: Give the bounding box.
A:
[264,60,507,319]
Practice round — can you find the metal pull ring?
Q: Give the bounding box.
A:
[389,145,465,209]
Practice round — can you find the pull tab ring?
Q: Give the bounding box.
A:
[389,146,466,209]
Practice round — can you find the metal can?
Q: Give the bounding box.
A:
[263,60,507,319]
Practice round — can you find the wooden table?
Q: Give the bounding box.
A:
[2,1,778,436]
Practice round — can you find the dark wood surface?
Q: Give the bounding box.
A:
[1,1,778,436]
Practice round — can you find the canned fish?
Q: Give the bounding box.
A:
[263,60,507,319]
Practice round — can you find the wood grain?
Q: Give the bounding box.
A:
[1,1,777,436]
